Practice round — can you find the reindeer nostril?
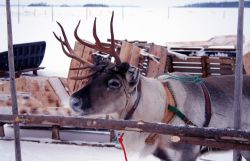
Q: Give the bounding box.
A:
[70,97,83,110]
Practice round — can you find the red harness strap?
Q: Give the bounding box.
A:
[118,133,128,161]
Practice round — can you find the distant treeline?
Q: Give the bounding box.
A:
[27,2,109,7]
[28,2,49,7]
[83,3,109,7]
[184,1,250,8]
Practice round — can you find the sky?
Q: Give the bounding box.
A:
[0,0,239,7]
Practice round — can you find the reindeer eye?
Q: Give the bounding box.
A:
[108,79,121,89]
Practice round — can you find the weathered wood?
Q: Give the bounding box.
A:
[0,77,69,110]
[166,55,174,73]
[147,44,167,77]
[0,122,5,137]
[6,1,22,161]
[48,78,69,107]
[119,41,148,74]
[74,46,94,91]
[1,114,250,151]
[208,68,234,75]
[172,63,201,68]
[129,46,141,67]
[52,125,60,140]
[119,41,133,62]
[206,57,235,64]
[68,42,84,92]
[172,57,201,63]
[207,64,233,69]
[243,43,250,75]
[67,41,85,93]
[172,68,202,73]
[233,0,245,160]
[201,57,208,77]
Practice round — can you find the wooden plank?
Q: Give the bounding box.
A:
[172,63,201,67]
[48,78,69,107]
[206,57,236,64]
[201,57,208,77]
[67,41,85,93]
[67,41,95,93]
[59,78,70,95]
[157,46,168,75]
[52,125,60,140]
[0,122,5,137]
[173,68,202,73]
[166,55,174,73]
[74,46,94,92]
[119,41,133,62]
[147,44,167,77]
[243,43,250,75]
[208,64,233,69]
[0,77,64,108]
[129,45,141,67]
[208,68,234,75]
[32,79,60,107]
[172,57,201,63]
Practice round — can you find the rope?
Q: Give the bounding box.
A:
[159,73,203,84]
[118,133,128,161]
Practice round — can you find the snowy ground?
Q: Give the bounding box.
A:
[0,5,250,161]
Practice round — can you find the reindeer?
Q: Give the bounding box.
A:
[54,12,250,161]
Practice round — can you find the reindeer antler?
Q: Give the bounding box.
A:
[74,11,121,64]
[53,22,95,69]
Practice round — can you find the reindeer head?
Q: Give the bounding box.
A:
[54,12,141,119]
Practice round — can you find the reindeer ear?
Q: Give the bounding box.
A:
[117,63,140,85]
[125,65,140,86]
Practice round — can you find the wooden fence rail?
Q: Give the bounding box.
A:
[0,114,250,151]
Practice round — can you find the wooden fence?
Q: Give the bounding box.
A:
[1,114,250,151]
[167,56,236,78]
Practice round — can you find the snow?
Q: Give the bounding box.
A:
[0,140,161,161]
[0,5,250,161]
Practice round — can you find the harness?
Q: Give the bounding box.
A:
[122,80,142,120]
[121,74,212,145]
[119,74,212,161]
[145,75,212,144]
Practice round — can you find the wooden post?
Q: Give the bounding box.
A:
[52,125,60,140]
[166,55,174,73]
[6,1,22,161]
[233,0,244,161]
[0,122,5,137]
[201,56,208,78]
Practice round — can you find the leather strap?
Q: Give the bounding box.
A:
[145,81,212,145]
[200,82,212,127]
[124,81,141,120]
[145,83,176,145]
